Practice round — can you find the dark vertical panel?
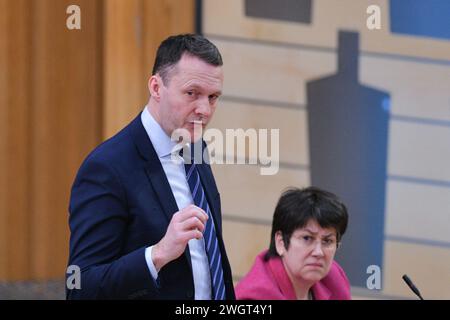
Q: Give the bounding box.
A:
[245,0,312,24]
[195,0,202,34]
[307,31,390,287]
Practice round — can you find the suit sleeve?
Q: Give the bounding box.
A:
[67,157,160,299]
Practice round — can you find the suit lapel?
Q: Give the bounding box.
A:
[145,163,179,222]
[129,114,179,222]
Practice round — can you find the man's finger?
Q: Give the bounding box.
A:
[177,205,208,223]
[181,216,206,233]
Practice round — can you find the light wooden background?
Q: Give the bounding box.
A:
[0,0,194,281]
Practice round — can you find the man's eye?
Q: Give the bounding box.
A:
[186,90,198,97]
[209,95,218,101]
[303,236,313,242]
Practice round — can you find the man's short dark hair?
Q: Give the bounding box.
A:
[152,33,223,84]
[265,186,349,260]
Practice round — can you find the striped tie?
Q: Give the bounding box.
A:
[184,161,226,300]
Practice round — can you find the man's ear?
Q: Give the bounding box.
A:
[275,231,286,256]
[148,75,161,102]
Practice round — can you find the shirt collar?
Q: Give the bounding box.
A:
[141,106,183,158]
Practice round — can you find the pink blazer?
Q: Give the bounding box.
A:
[235,250,351,300]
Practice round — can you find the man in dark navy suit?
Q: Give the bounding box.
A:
[67,34,235,300]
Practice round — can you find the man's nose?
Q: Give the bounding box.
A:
[195,96,212,118]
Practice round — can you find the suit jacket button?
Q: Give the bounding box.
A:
[187,290,193,298]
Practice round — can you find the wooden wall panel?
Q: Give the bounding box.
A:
[386,181,450,243]
[360,56,450,122]
[384,241,450,299]
[388,122,450,182]
[0,0,31,281]
[103,0,146,139]
[103,0,195,139]
[1,0,195,281]
[222,220,270,278]
[215,39,336,106]
[141,0,196,97]
[0,0,6,280]
[210,101,309,166]
[28,0,103,280]
[213,164,310,222]
[0,0,103,281]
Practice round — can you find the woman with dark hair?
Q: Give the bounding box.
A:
[235,187,351,300]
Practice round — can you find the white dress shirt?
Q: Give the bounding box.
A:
[141,106,212,300]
